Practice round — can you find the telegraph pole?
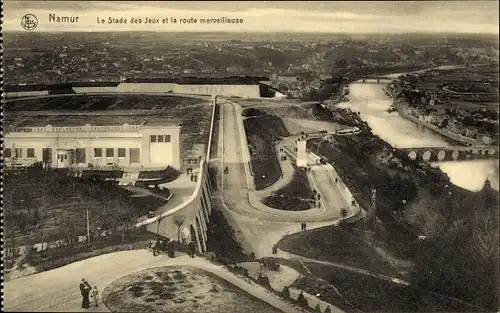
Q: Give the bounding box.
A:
[365,188,377,230]
[86,208,91,245]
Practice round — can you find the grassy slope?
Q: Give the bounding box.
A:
[262,167,313,211]
[103,266,282,313]
[3,169,167,247]
[278,226,404,278]
[243,113,290,190]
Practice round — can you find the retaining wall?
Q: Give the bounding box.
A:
[142,161,214,254]
[173,84,261,98]
[310,152,365,216]
[6,83,261,98]
[135,93,218,253]
[5,91,49,97]
[72,87,125,93]
[116,83,175,93]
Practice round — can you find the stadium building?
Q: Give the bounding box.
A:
[3,122,182,170]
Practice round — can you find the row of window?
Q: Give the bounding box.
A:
[77,148,141,163]
[150,135,172,143]
[93,148,127,158]
[4,148,35,158]
[4,147,141,163]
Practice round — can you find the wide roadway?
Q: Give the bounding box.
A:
[221,100,348,223]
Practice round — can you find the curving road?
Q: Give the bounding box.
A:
[221,100,348,223]
[3,251,305,313]
[216,99,357,259]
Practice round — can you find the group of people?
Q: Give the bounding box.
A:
[190,174,198,182]
[79,279,99,309]
[150,237,172,256]
[149,238,197,258]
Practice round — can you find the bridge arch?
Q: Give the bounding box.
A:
[190,224,202,253]
[195,216,206,253]
[422,151,432,161]
[408,151,417,160]
[437,150,446,161]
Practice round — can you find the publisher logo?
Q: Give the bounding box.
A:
[21,14,38,30]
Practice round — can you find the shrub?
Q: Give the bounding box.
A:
[296,292,309,308]
[217,257,233,265]
[167,245,175,258]
[249,252,255,260]
[340,208,348,218]
[324,306,333,313]
[314,303,322,312]
[281,286,291,299]
[257,274,271,289]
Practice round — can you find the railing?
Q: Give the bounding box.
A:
[205,96,217,162]
[10,124,142,133]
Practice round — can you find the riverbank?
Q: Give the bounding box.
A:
[311,80,499,311]
[338,82,498,191]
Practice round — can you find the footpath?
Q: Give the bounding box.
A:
[3,250,306,313]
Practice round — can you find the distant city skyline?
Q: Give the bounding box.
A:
[3,1,499,34]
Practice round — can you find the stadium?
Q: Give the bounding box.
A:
[3,93,214,174]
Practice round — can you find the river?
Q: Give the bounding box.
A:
[338,82,499,191]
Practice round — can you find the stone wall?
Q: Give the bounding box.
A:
[136,94,218,253]
[6,83,261,98]
[173,84,261,98]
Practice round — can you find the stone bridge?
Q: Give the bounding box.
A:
[398,145,499,162]
[357,76,394,84]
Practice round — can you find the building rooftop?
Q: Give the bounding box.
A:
[4,114,181,129]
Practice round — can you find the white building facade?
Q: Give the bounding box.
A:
[296,140,308,167]
[3,123,182,170]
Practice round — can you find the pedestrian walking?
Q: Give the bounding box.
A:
[188,240,196,258]
[303,222,307,231]
[190,174,194,181]
[151,239,158,256]
[91,286,99,307]
[79,279,91,309]
[272,244,278,254]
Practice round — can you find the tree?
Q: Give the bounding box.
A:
[296,292,309,308]
[173,215,185,245]
[340,208,348,218]
[156,215,165,236]
[314,303,322,312]
[36,192,53,255]
[102,197,134,244]
[468,211,499,263]
[281,286,291,299]
[3,200,17,266]
[440,118,449,129]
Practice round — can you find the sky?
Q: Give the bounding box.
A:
[3,1,499,33]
